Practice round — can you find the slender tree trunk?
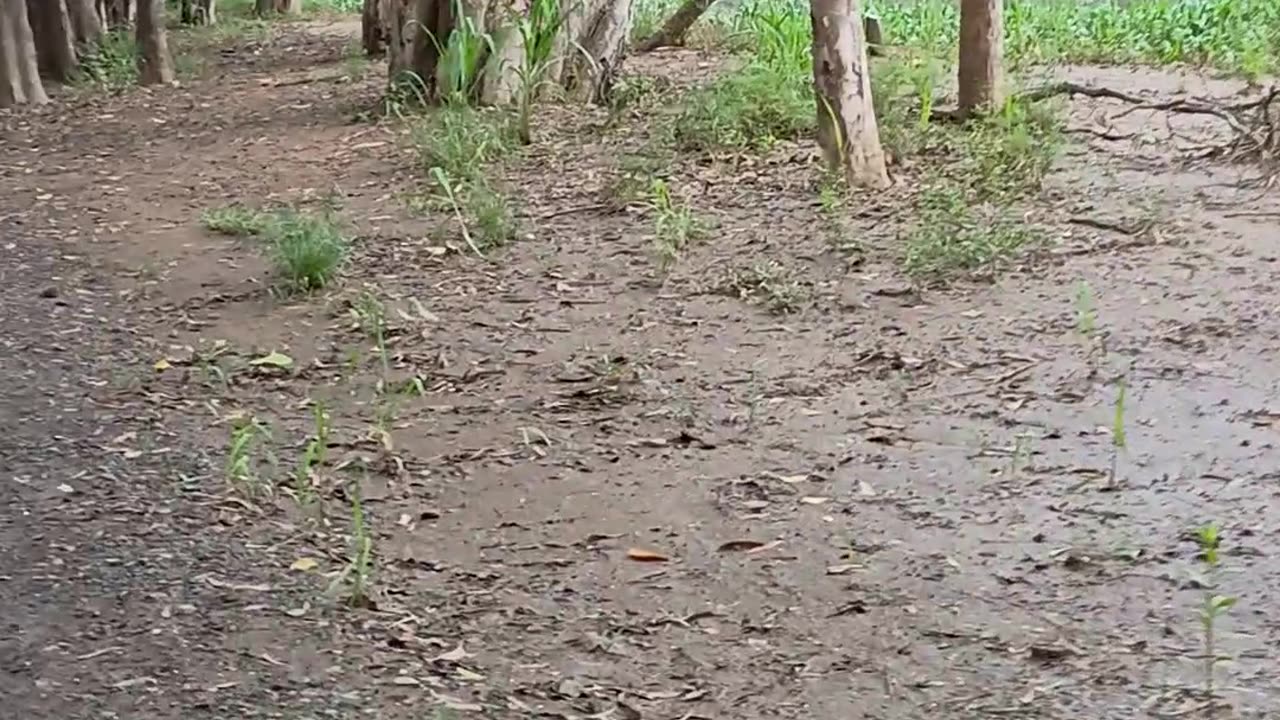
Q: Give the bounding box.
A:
[67,0,103,45]
[255,0,273,16]
[28,0,80,82]
[635,0,714,52]
[136,0,174,85]
[361,0,383,55]
[809,0,888,188]
[0,0,23,106]
[275,0,302,14]
[3,0,47,104]
[957,0,1002,116]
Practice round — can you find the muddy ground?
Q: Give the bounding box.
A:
[3,18,1280,720]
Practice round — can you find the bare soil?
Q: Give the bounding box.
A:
[3,21,1280,720]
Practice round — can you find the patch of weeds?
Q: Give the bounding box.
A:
[903,184,1037,278]
[1195,522,1237,697]
[818,173,862,261]
[512,0,566,144]
[870,53,949,158]
[328,477,375,608]
[268,210,350,293]
[604,150,672,207]
[226,414,270,497]
[76,29,139,91]
[649,178,705,271]
[201,205,272,236]
[728,260,808,314]
[383,70,432,118]
[411,102,515,181]
[673,63,814,152]
[428,168,516,256]
[958,97,1065,200]
[606,74,670,121]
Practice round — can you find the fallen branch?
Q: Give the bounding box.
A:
[1017,81,1279,166]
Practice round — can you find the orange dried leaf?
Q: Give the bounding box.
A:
[626,548,670,562]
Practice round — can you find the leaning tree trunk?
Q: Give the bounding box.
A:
[635,0,714,52]
[809,0,888,189]
[2,0,47,105]
[67,0,103,46]
[957,0,1002,116]
[28,0,79,83]
[361,0,384,55]
[136,0,174,85]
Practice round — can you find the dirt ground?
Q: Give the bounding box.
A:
[4,20,1280,720]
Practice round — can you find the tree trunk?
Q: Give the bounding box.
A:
[181,0,217,24]
[275,0,302,14]
[0,0,23,106]
[102,0,135,27]
[136,0,174,85]
[635,0,714,52]
[255,0,273,15]
[67,0,103,46]
[28,0,79,83]
[2,0,47,104]
[957,0,1002,116]
[561,0,633,103]
[809,0,888,189]
[361,0,383,55]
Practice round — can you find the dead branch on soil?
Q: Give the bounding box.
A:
[1019,81,1280,168]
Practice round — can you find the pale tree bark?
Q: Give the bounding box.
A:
[100,0,135,28]
[180,0,217,25]
[0,1,23,106]
[67,0,103,46]
[385,0,633,106]
[2,0,47,104]
[28,0,80,83]
[136,0,174,85]
[957,0,1002,116]
[276,0,302,14]
[635,0,714,52]
[809,0,888,188]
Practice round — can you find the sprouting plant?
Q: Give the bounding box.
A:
[201,205,272,236]
[1195,523,1237,698]
[352,291,389,376]
[1110,379,1127,483]
[226,415,269,496]
[328,477,374,608]
[293,400,330,508]
[1075,280,1096,337]
[512,0,566,144]
[649,178,704,271]
[430,167,489,258]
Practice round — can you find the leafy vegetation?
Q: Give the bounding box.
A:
[202,206,349,291]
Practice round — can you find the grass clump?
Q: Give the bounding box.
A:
[75,29,139,91]
[411,102,518,254]
[649,179,705,270]
[202,205,349,292]
[958,98,1065,200]
[729,260,808,314]
[674,64,814,151]
[904,185,1036,277]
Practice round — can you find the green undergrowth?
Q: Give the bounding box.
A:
[409,102,519,254]
[202,206,350,292]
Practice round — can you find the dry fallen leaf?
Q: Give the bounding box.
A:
[717,539,766,552]
[800,496,830,505]
[289,557,318,572]
[626,548,670,562]
[826,563,863,575]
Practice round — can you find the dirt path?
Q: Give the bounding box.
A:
[3,24,1280,720]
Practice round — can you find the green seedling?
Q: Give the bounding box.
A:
[352,291,389,376]
[226,415,268,496]
[1075,280,1097,337]
[649,178,704,271]
[327,478,374,608]
[1195,523,1237,698]
[1110,379,1127,483]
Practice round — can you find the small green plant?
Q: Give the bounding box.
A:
[352,291,390,375]
[328,478,375,608]
[201,205,271,236]
[267,210,350,292]
[511,0,566,144]
[728,260,808,314]
[411,102,515,182]
[1075,281,1097,337]
[673,63,814,151]
[226,415,269,496]
[434,0,497,101]
[648,179,704,271]
[904,184,1035,277]
[76,29,139,90]
[1195,523,1237,698]
[959,96,1065,200]
[1110,379,1127,483]
[384,70,431,117]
